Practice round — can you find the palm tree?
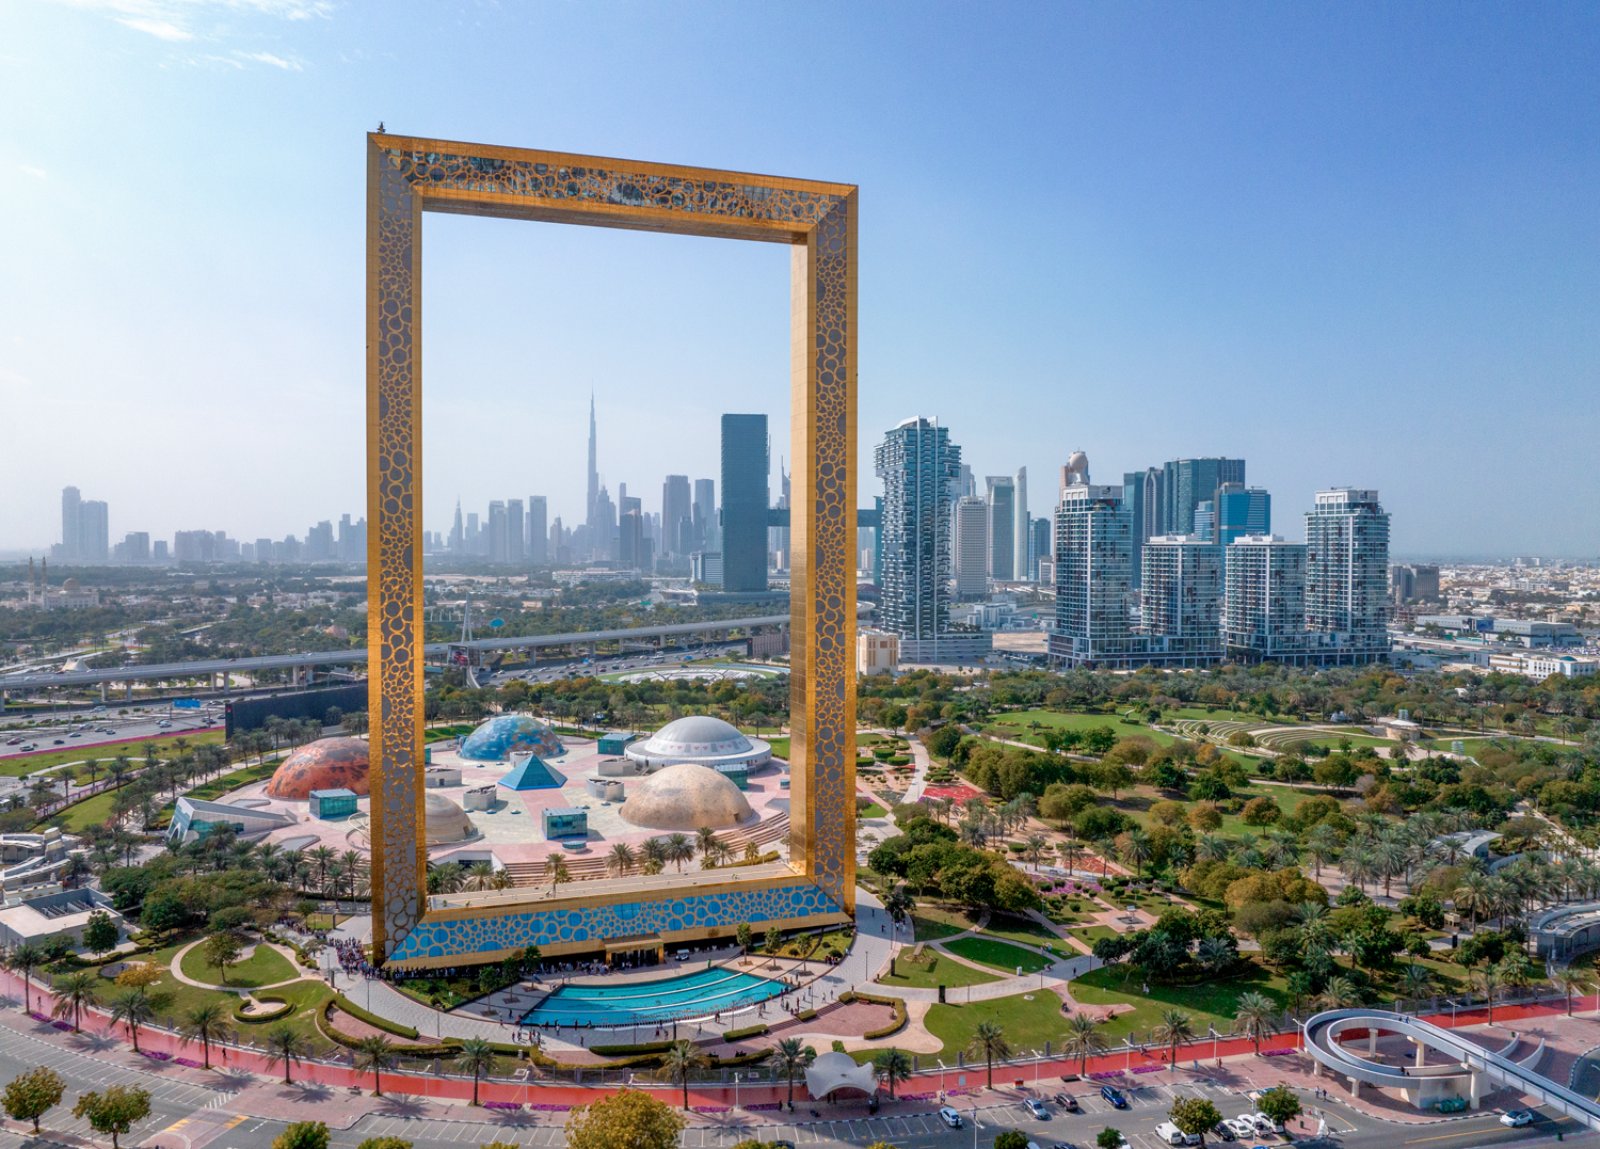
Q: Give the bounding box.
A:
[1063,1011,1108,1074]
[665,834,694,872]
[109,988,158,1052]
[641,837,669,874]
[544,852,570,892]
[880,882,916,974]
[6,943,45,1013]
[50,971,99,1033]
[1117,830,1153,880]
[453,1037,498,1106]
[968,1020,1011,1088]
[769,1037,812,1111]
[1453,871,1495,927]
[1552,968,1591,1016]
[262,1026,311,1084]
[695,826,722,863]
[1315,976,1361,1010]
[179,1002,234,1070]
[659,1040,706,1110]
[1400,963,1434,1002]
[353,1035,395,1096]
[465,861,496,892]
[308,845,338,893]
[1232,993,1277,1055]
[874,1048,912,1099]
[1341,846,1379,895]
[1152,1008,1195,1066]
[607,842,636,878]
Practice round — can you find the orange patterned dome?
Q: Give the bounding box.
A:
[265,737,371,800]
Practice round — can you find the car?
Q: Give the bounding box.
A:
[1249,1113,1282,1135]
[1051,1143,1077,1149]
[1211,1121,1236,1142]
[1500,1110,1534,1128]
[938,1106,963,1129]
[5,738,21,745]
[20,745,36,752]
[68,732,81,738]
[156,720,171,728]
[1025,1098,1050,1119]
[1100,1084,1129,1109]
[1224,1118,1257,1138]
[1156,1122,1201,1147]
[1053,1093,1079,1111]
[52,739,64,745]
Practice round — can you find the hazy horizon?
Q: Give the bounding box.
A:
[3,2,1597,557]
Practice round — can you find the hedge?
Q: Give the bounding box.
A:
[795,1008,817,1022]
[722,1023,769,1041]
[852,991,908,1040]
[327,996,420,1040]
[590,1040,675,1057]
[235,993,294,1024]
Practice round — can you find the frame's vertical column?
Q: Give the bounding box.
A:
[789,193,858,912]
[366,138,425,958]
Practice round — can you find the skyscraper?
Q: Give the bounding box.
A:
[1139,535,1222,665]
[585,393,600,558]
[1121,467,1163,588]
[78,500,109,563]
[1012,466,1029,581]
[1049,483,1142,669]
[506,498,525,563]
[953,496,988,601]
[527,496,548,564]
[986,476,1015,581]
[692,478,716,550]
[1304,488,1391,663]
[1223,535,1311,662]
[720,413,769,593]
[876,418,988,660]
[1161,457,1245,535]
[618,495,644,568]
[449,500,465,553]
[60,487,81,561]
[1216,484,1271,547]
[487,500,508,562]
[661,475,692,559]
[1028,516,1051,582]
[592,486,617,561]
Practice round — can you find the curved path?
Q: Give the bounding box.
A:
[1304,1007,1600,1130]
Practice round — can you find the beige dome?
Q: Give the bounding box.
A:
[619,762,755,832]
[424,792,475,845]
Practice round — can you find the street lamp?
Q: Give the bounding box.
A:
[734,1072,741,1110]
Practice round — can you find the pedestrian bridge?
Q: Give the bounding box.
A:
[1302,1008,1600,1130]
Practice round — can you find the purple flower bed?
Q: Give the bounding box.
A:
[691,1106,730,1114]
[1087,1070,1123,1080]
[746,1102,782,1112]
[175,1058,204,1069]
[140,1050,172,1062]
[483,1101,521,1112]
[1261,1048,1294,1058]
[1132,1065,1163,1075]
[528,1103,570,1112]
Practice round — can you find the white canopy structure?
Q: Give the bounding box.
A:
[804,1051,878,1100]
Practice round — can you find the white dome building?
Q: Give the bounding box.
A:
[619,762,756,832]
[423,792,476,846]
[624,715,772,773]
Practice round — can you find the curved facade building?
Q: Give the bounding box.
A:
[459,714,564,762]
[265,737,371,800]
[619,762,755,831]
[623,715,771,772]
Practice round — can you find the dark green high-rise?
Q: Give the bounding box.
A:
[720,413,769,592]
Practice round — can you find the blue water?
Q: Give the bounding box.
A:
[521,968,786,1027]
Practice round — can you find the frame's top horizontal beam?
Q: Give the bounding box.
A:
[369,132,855,237]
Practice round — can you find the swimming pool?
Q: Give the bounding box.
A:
[521,967,786,1027]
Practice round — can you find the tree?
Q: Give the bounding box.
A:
[179,1001,234,1070]
[353,1035,395,1096]
[1063,1011,1108,1074]
[73,1085,151,1149]
[83,909,120,955]
[764,926,783,954]
[657,1041,706,1110]
[6,943,45,1013]
[968,1020,1011,1088]
[1553,968,1592,1016]
[263,1026,312,1085]
[1170,1096,1224,1146]
[881,882,915,975]
[874,1048,912,1099]
[115,962,162,989]
[1097,1129,1123,1149]
[453,1037,498,1106]
[3,1067,64,1132]
[993,1134,1030,1149]
[271,1121,331,1149]
[769,1037,813,1110]
[356,1140,413,1149]
[566,1089,686,1149]
[1152,1007,1195,1066]
[1232,992,1277,1055]
[109,987,160,1052]
[203,931,244,985]
[735,922,754,954]
[1254,1085,1301,1129]
[50,971,99,1033]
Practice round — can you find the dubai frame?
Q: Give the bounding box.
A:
[365,133,858,966]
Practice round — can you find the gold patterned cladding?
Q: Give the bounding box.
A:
[365,134,858,958]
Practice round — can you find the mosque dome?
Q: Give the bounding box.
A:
[619,762,755,832]
[459,714,564,762]
[624,715,772,771]
[424,792,475,845]
[266,737,371,800]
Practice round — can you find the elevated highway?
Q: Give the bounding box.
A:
[0,614,789,692]
[1303,1007,1600,1129]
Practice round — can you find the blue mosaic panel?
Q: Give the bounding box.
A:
[389,880,842,963]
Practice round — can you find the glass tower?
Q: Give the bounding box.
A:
[719,413,769,592]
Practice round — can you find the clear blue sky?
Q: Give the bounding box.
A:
[3,1,1596,557]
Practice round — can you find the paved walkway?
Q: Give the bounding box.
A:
[168,939,310,995]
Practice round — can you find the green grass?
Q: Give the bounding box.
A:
[0,730,224,778]
[857,800,888,819]
[1068,961,1289,1041]
[911,905,979,941]
[1067,925,1119,949]
[877,949,1002,990]
[979,912,1062,948]
[179,941,299,989]
[1166,706,1295,725]
[767,736,791,760]
[942,935,1051,974]
[53,787,121,832]
[923,991,1068,1060]
[979,709,1178,748]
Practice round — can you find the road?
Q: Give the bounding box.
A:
[0,707,220,766]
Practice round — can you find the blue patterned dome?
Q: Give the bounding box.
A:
[459,714,564,762]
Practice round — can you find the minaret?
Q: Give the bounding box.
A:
[586,391,599,545]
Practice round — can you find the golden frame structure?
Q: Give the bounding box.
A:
[366,134,857,962]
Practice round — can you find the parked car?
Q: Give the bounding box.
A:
[1249,1113,1283,1135]
[1156,1122,1201,1146]
[1500,1110,1534,1128]
[1053,1093,1079,1111]
[1025,1098,1050,1119]
[1224,1117,1257,1138]
[938,1107,963,1129]
[1211,1121,1237,1142]
[1100,1085,1129,1109]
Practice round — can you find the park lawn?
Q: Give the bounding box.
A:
[878,950,1001,990]
[979,912,1062,949]
[912,904,980,941]
[1068,925,1119,949]
[52,787,122,832]
[923,991,1068,1061]
[0,729,226,779]
[1069,961,1290,1041]
[982,710,1178,748]
[858,800,888,819]
[1166,706,1296,725]
[942,935,1051,974]
[179,940,299,989]
[767,736,791,760]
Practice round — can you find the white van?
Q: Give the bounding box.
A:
[1155,1122,1201,1147]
